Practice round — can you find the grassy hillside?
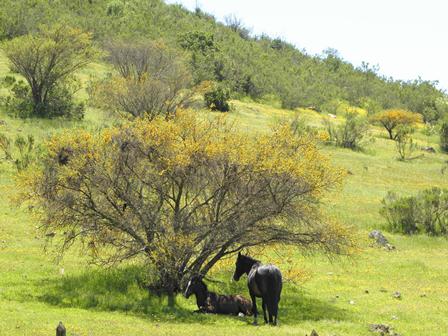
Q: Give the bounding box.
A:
[0,0,446,122]
[1,48,448,336]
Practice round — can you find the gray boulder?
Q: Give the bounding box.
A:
[369,230,395,250]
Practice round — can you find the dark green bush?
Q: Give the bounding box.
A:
[204,86,230,112]
[3,80,84,119]
[2,80,34,118]
[380,192,419,234]
[324,113,370,150]
[0,132,37,171]
[380,188,448,236]
[440,121,448,153]
[14,135,35,171]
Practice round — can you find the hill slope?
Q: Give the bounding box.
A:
[1,45,448,334]
[0,0,446,121]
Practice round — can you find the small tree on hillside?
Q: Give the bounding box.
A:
[24,111,353,302]
[2,25,98,118]
[440,121,448,153]
[91,40,192,119]
[370,109,422,140]
[394,125,416,161]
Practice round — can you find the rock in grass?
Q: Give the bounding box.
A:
[369,323,390,333]
[393,291,401,299]
[368,230,388,245]
[369,230,395,250]
[369,323,401,335]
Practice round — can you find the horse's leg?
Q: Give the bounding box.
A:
[250,293,258,325]
[267,296,274,324]
[272,298,279,326]
[261,298,268,324]
[273,283,281,326]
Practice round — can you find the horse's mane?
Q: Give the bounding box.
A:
[201,280,208,291]
[241,254,260,264]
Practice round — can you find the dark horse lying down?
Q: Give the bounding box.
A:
[233,252,282,325]
[184,275,252,315]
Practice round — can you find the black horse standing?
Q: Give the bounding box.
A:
[233,252,282,325]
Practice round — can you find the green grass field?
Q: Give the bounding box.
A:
[1,52,448,336]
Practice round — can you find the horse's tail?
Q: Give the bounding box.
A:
[267,267,282,299]
[275,269,282,302]
[266,268,282,317]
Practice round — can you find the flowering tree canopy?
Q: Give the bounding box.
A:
[25,111,353,294]
[370,109,423,139]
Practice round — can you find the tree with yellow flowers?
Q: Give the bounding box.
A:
[23,111,354,303]
[370,109,423,139]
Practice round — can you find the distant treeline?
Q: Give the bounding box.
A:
[1,0,446,121]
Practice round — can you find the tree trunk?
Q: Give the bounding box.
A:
[387,128,394,139]
[167,291,176,308]
[31,86,45,117]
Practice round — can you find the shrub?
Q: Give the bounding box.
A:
[440,121,448,153]
[204,85,230,112]
[0,133,12,160]
[323,112,370,150]
[419,188,448,235]
[91,39,192,119]
[2,80,33,118]
[0,133,37,171]
[394,125,416,161]
[14,134,35,171]
[380,188,448,236]
[3,79,84,119]
[380,191,419,234]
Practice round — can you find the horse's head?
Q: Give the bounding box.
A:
[184,275,206,298]
[233,252,257,281]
